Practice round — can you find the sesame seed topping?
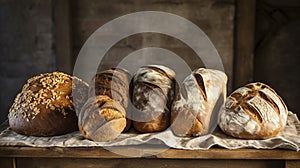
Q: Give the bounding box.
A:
[9,72,88,121]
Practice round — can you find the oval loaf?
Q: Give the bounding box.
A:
[89,68,132,132]
[171,68,227,137]
[78,95,126,142]
[132,65,176,133]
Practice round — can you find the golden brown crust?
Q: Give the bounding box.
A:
[78,95,126,142]
[88,68,132,132]
[133,112,169,133]
[170,106,204,136]
[8,72,88,136]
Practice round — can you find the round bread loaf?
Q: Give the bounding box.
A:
[132,65,176,133]
[78,95,126,142]
[8,72,88,136]
[171,68,227,137]
[218,82,288,139]
[88,68,132,132]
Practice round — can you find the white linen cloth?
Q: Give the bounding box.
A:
[0,112,299,151]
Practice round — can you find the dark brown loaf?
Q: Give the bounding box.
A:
[218,82,288,139]
[8,72,88,136]
[78,95,126,142]
[171,68,227,137]
[132,65,176,133]
[89,68,130,107]
[88,68,132,132]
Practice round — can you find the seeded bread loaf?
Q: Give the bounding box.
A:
[89,68,132,132]
[218,82,288,139]
[78,95,126,142]
[171,68,227,137]
[132,65,176,133]
[8,72,88,136]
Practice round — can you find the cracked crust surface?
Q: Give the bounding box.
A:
[218,82,288,139]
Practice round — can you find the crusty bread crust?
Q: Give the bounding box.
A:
[132,65,176,133]
[171,68,227,137]
[218,82,288,139]
[78,95,126,142]
[8,72,88,136]
[88,68,132,132]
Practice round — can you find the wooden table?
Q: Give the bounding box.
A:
[0,146,299,168]
[0,121,299,168]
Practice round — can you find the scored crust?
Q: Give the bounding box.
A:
[218,82,288,139]
[132,65,176,133]
[171,68,227,137]
[88,68,132,132]
[78,95,126,142]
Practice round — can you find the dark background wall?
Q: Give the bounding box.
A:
[254,0,300,116]
[71,0,235,88]
[0,0,56,123]
[0,0,299,124]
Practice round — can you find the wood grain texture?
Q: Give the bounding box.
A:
[234,0,256,88]
[286,160,300,168]
[0,146,299,160]
[54,0,73,73]
[71,0,235,91]
[0,158,14,168]
[14,158,285,168]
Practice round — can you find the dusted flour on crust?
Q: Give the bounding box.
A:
[219,82,288,139]
[132,65,176,133]
[171,68,227,137]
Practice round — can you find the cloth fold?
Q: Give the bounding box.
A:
[0,112,299,151]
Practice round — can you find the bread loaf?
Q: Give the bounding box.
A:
[132,65,176,133]
[171,68,227,137]
[218,82,288,139]
[89,68,130,106]
[88,68,131,132]
[78,95,126,142]
[8,72,88,136]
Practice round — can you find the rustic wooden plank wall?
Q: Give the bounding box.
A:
[234,0,256,88]
[2,0,299,124]
[54,0,73,74]
[254,0,300,116]
[70,0,235,90]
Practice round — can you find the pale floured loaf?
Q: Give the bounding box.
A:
[171,68,227,137]
[218,82,288,139]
